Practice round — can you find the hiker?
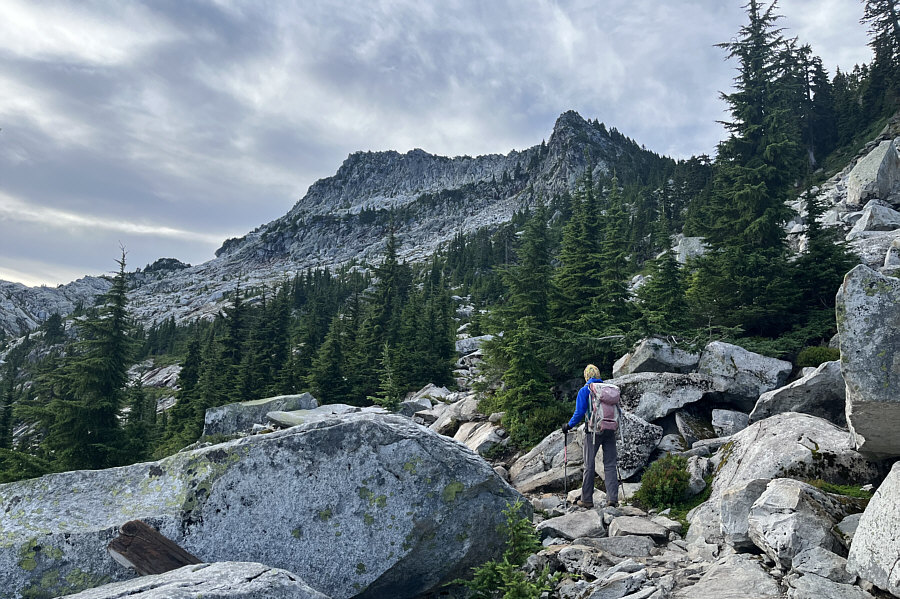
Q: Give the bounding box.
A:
[562,364,619,508]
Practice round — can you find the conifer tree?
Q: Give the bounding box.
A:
[368,342,404,411]
[636,249,689,337]
[307,315,351,405]
[688,0,801,335]
[44,252,136,470]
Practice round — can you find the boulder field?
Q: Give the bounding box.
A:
[0,412,523,599]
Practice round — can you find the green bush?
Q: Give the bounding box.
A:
[634,454,690,510]
[455,500,558,599]
[796,346,840,368]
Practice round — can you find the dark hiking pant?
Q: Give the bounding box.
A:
[583,429,618,505]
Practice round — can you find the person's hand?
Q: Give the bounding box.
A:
[562,423,570,435]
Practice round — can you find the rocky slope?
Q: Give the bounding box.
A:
[0,111,665,336]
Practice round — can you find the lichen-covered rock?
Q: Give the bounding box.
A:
[847,461,900,597]
[686,412,882,547]
[612,338,700,378]
[58,562,330,599]
[608,516,668,541]
[203,393,318,437]
[508,430,585,494]
[455,335,494,355]
[785,573,875,599]
[430,395,481,435]
[847,138,900,208]
[720,478,769,550]
[697,341,792,411]
[750,361,846,426]
[535,510,606,541]
[675,408,715,447]
[793,547,854,584]
[672,553,782,599]
[610,372,719,422]
[266,404,385,428]
[711,409,750,437]
[0,413,523,599]
[847,200,900,235]
[837,265,900,458]
[748,479,851,568]
[453,421,505,455]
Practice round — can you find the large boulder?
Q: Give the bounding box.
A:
[455,335,493,355]
[266,404,385,428]
[747,479,851,568]
[535,510,606,541]
[711,409,750,437]
[59,562,330,599]
[786,573,876,599]
[612,338,700,378]
[610,372,719,422]
[687,412,882,546]
[673,553,782,599]
[848,200,900,235]
[508,430,585,494]
[720,478,770,550]
[0,413,523,599]
[673,235,709,264]
[429,394,481,435]
[847,138,900,208]
[599,411,664,480]
[202,393,318,437]
[847,461,900,597]
[750,361,846,426]
[837,265,900,458]
[847,230,900,269]
[453,421,505,455]
[697,342,792,411]
[509,412,662,493]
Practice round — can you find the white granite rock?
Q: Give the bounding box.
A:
[837,265,900,458]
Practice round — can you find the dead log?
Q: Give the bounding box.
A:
[107,520,202,575]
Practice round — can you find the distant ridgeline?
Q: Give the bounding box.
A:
[1,0,899,482]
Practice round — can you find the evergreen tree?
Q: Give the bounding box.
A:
[159,334,204,454]
[636,249,690,338]
[689,0,801,335]
[862,0,900,116]
[551,174,601,323]
[368,342,404,411]
[307,315,351,405]
[43,252,137,470]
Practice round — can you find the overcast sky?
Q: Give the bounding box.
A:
[0,0,872,287]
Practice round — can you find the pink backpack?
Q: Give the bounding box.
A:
[586,382,621,432]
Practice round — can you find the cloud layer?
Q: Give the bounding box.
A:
[0,0,872,285]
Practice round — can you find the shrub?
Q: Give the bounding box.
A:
[634,454,690,510]
[796,346,840,368]
[455,500,558,599]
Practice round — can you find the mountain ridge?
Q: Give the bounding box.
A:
[0,110,670,336]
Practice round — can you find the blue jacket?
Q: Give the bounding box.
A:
[568,377,604,428]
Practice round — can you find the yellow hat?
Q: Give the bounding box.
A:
[583,364,600,381]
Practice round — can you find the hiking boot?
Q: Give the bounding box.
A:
[605,500,619,508]
[575,500,594,509]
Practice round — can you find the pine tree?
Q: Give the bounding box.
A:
[636,249,689,337]
[368,342,404,411]
[551,174,601,323]
[307,316,351,405]
[688,0,801,335]
[862,0,900,116]
[43,251,137,470]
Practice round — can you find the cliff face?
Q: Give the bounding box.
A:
[0,111,665,334]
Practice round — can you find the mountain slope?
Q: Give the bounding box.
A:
[1,111,668,335]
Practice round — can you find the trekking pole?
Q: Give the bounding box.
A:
[563,430,569,508]
[616,412,629,505]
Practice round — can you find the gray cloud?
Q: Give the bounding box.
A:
[0,0,873,285]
